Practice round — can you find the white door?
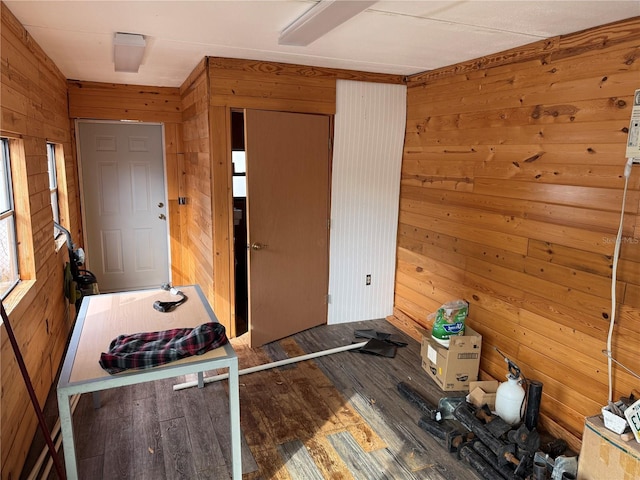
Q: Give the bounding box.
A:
[77,121,169,292]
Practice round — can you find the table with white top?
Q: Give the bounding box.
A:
[57,285,241,479]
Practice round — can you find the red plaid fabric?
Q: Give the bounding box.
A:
[99,322,227,374]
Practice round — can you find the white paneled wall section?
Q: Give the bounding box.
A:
[328,80,407,324]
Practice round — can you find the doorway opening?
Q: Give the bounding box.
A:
[231,111,248,336]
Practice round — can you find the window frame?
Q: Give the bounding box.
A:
[0,138,20,299]
[47,142,62,239]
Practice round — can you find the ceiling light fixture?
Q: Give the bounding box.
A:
[279,0,376,47]
[113,32,146,73]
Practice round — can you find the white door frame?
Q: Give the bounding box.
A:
[75,119,171,289]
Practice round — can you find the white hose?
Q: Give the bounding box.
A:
[606,158,633,403]
[173,341,369,391]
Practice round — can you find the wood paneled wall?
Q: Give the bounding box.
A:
[0,4,78,478]
[67,81,187,287]
[179,59,216,324]
[209,57,335,335]
[5,4,633,473]
[178,57,404,335]
[391,17,640,451]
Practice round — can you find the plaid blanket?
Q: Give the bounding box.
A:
[99,322,227,374]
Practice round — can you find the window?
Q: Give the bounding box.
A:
[0,138,19,298]
[232,150,246,198]
[47,142,61,238]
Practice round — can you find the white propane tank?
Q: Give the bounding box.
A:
[495,373,525,424]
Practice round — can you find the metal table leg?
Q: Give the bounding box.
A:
[57,389,77,480]
[228,358,242,479]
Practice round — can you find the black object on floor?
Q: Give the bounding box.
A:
[355,329,390,340]
[397,381,440,420]
[354,338,397,358]
[354,329,409,347]
[460,443,505,480]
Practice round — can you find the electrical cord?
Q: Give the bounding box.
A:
[604,157,636,402]
[153,284,188,312]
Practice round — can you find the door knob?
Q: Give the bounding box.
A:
[158,214,166,220]
[158,202,164,208]
[251,242,268,250]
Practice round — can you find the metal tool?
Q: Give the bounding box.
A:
[454,402,516,467]
[476,404,512,438]
[506,424,541,477]
[438,396,466,420]
[397,382,441,420]
[459,443,506,480]
[471,440,521,480]
[417,417,473,452]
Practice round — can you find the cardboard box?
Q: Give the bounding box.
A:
[468,380,499,410]
[420,326,482,391]
[577,415,640,479]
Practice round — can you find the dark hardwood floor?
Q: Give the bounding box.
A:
[22,318,480,480]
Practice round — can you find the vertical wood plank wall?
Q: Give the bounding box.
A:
[177,57,404,333]
[328,80,407,324]
[179,59,217,326]
[66,81,186,286]
[391,17,640,451]
[0,5,78,478]
[207,57,338,335]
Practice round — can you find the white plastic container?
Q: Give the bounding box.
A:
[602,403,629,434]
[495,373,525,424]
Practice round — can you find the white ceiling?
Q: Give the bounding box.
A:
[4,1,640,87]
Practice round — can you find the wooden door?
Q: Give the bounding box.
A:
[77,121,169,292]
[245,110,331,347]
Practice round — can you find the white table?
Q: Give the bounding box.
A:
[57,285,241,479]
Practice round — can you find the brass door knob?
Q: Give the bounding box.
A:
[251,242,268,250]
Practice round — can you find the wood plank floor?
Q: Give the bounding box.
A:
[22,318,480,480]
